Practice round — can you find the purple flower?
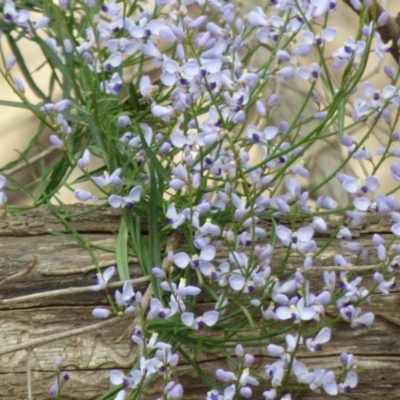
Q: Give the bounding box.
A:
[390,162,400,182]
[340,305,374,327]
[109,186,142,208]
[14,77,25,92]
[339,174,379,195]
[151,102,174,122]
[110,369,143,389]
[373,272,395,295]
[0,176,6,191]
[275,225,316,253]
[207,385,235,400]
[164,381,183,399]
[173,245,216,272]
[275,66,295,81]
[161,278,201,298]
[309,368,338,395]
[5,55,17,70]
[338,371,358,393]
[140,75,157,100]
[117,115,131,127]
[77,149,91,169]
[340,352,355,369]
[181,310,219,330]
[92,168,123,188]
[74,189,98,203]
[306,327,331,352]
[165,204,186,228]
[276,298,317,323]
[92,307,111,319]
[293,360,315,385]
[50,134,63,148]
[91,266,115,291]
[147,298,174,320]
[192,215,221,236]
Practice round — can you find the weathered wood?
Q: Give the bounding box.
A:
[0,205,399,399]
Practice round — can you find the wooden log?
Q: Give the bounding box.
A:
[0,205,399,399]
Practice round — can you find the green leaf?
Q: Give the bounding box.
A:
[239,305,255,330]
[148,169,163,299]
[337,97,345,141]
[0,99,39,110]
[116,217,130,281]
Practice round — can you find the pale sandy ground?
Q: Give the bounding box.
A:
[0,1,398,204]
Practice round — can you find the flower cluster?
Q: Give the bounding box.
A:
[1,0,399,399]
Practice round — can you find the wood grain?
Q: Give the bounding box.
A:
[0,205,399,399]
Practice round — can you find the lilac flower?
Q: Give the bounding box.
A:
[92,308,111,319]
[140,75,157,100]
[164,381,183,399]
[216,368,237,382]
[323,271,336,292]
[339,273,362,297]
[206,385,235,400]
[77,149,91,169]
[275,66,295,81]
[92,168,123,188]
[267,362,285,388]
[341,241,363,254]
[340,305,374,327]
[5,55,17,70]
[165,204,186,228]
[239,368,259,387]
[74,189,98,203]
[173,246,214,271]
[54,99,71,112]
[3,1,18,23]
[110,368,143,389]
[32,14,50,28]
[316,196,338,210]
[263,389,277,400]
[151,102,174,122]
[113,391,126,400]
[390,162,400,182]
[0,174,7,204]
[292,360,315,385]
[147,298,175,320]
[311,216,327,232]
[276,298,317,323]
[340,352,355,369]
[14,77,25,93]
[181,310,219,329]
[161,278,201,298]
[306,327,331,352]
[192,215,221,236]
[309,368,338,395]
[338,174,379,195]
[275,225,316,253]
[100,72,123,94]
[91,266,115,291]
[338,371,358,393]
[373,272,395,295]
[331,37,366,70]
[50,134,63,148]
[117,115,131,127]
[109,186,142,208]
